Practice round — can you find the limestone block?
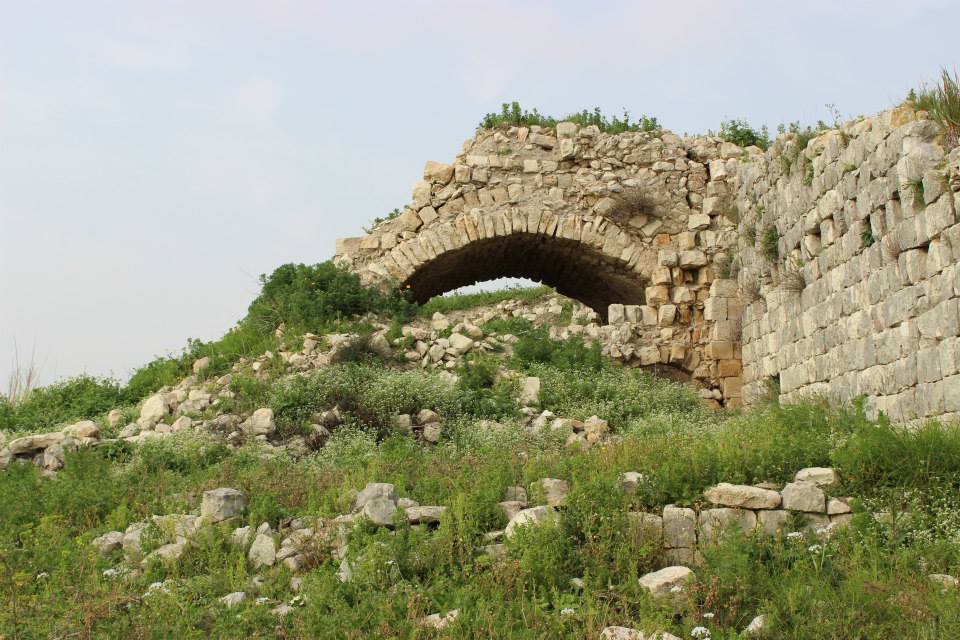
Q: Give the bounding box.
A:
[679,250,708,268]
[703,483,781,509]
[658,305,677,326]
[638,566,695,598]
[698,507,757,543]
[689,213,711,230]
[794,467,840,487]
[757,510,791,536]
[780,481,826,513]
[201,488,247,523]
[423,161,453,184]
[646,285,670,305]
[609,303,625,324]
[662,506,696,549]
[505,506,558,538]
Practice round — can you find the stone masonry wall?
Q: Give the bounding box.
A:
[735,105,960,422]
[336,124,746,405]
[336,104,960,421]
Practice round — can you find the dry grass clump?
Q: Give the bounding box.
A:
[606,187,656,224]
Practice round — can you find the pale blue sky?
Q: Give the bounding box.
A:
[2,0,959,388]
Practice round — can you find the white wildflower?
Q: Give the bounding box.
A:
[691,626,711,639]
[560,608,575,616]
[808,544,823,554]
[702,612,715,619]
[786,531,804,540]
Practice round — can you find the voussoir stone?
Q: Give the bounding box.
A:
[703,483,781,509]
[638,565,694,598]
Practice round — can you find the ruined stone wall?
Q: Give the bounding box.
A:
[336,105,960,420]
[735,106,960,422]
[336,124,746,405]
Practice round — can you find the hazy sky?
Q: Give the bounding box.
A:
[2,0,959,389]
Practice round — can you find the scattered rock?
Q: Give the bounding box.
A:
[599,628,644,640]
[220,592,246,607]
[638,565,694,598]
[928,573,959,589]
[140,393,169,424]
[240,408,276,436]
[201,488,247,523]
[519,376,541,406]
[354,483,397,510]
[422,423,442,443]
[620,471,645,492]
[362,497,398,527]
[535,478,569,507]
[92,531,124,556]
[248,532,276,569]
[192,357,211,374]
[405,505,445,525]
[505,506,558,538]
[416,609,459,630]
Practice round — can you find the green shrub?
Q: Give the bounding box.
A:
[760,225,780,262]
[0,375,124,433]
[479,102,659,134]
[513,329,603,371]
[719,118,770,150]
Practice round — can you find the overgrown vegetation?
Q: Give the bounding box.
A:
[909,68,960,150]
[760,225,780,262]
[479,102,660,134]
[718,118,770,150]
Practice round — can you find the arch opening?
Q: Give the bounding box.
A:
[403,233,646,321]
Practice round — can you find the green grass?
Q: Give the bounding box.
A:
[479,102,660,134]
[910,68,960,150]
[760,225,780,262]
[417,285,553,318]
[4,381,960,637]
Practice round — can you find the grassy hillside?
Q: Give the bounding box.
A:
[2,263,960,639]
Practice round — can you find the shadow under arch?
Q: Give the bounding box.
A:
[403,232,647,321]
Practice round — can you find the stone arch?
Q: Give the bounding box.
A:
[357,209,658,321]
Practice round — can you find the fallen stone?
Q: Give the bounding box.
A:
[220,592,246,607]
[240,408,276,436]
[422,423,442,443]
[416,408,440,424]
[638,565,694,598]
[519,376,541,406]
[140,393,168,424]
[141,542,186,568]
[248,533,276,569]
[354,483,398,510]
[416,609,459,630]
[201,488,247,523]
[405,506,445,525]
[362,497,398,527]
[599,628,644,640]
[505,506,558,538]
[928,573,959,589]
[620,471,645,492]
[91,531,124,556]
[7,432,66,455]
[536,478,569,507]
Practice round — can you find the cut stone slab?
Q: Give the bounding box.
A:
[201,488,247,523]
[827,497,852,515]
[405,506,445,525]
[362,497,398,527]
[638,565,694,598]
[505,506,559,538]
[703,483,781,509]
[780,481,826,513]
[662,506,696,549]
[794,467,840,487]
